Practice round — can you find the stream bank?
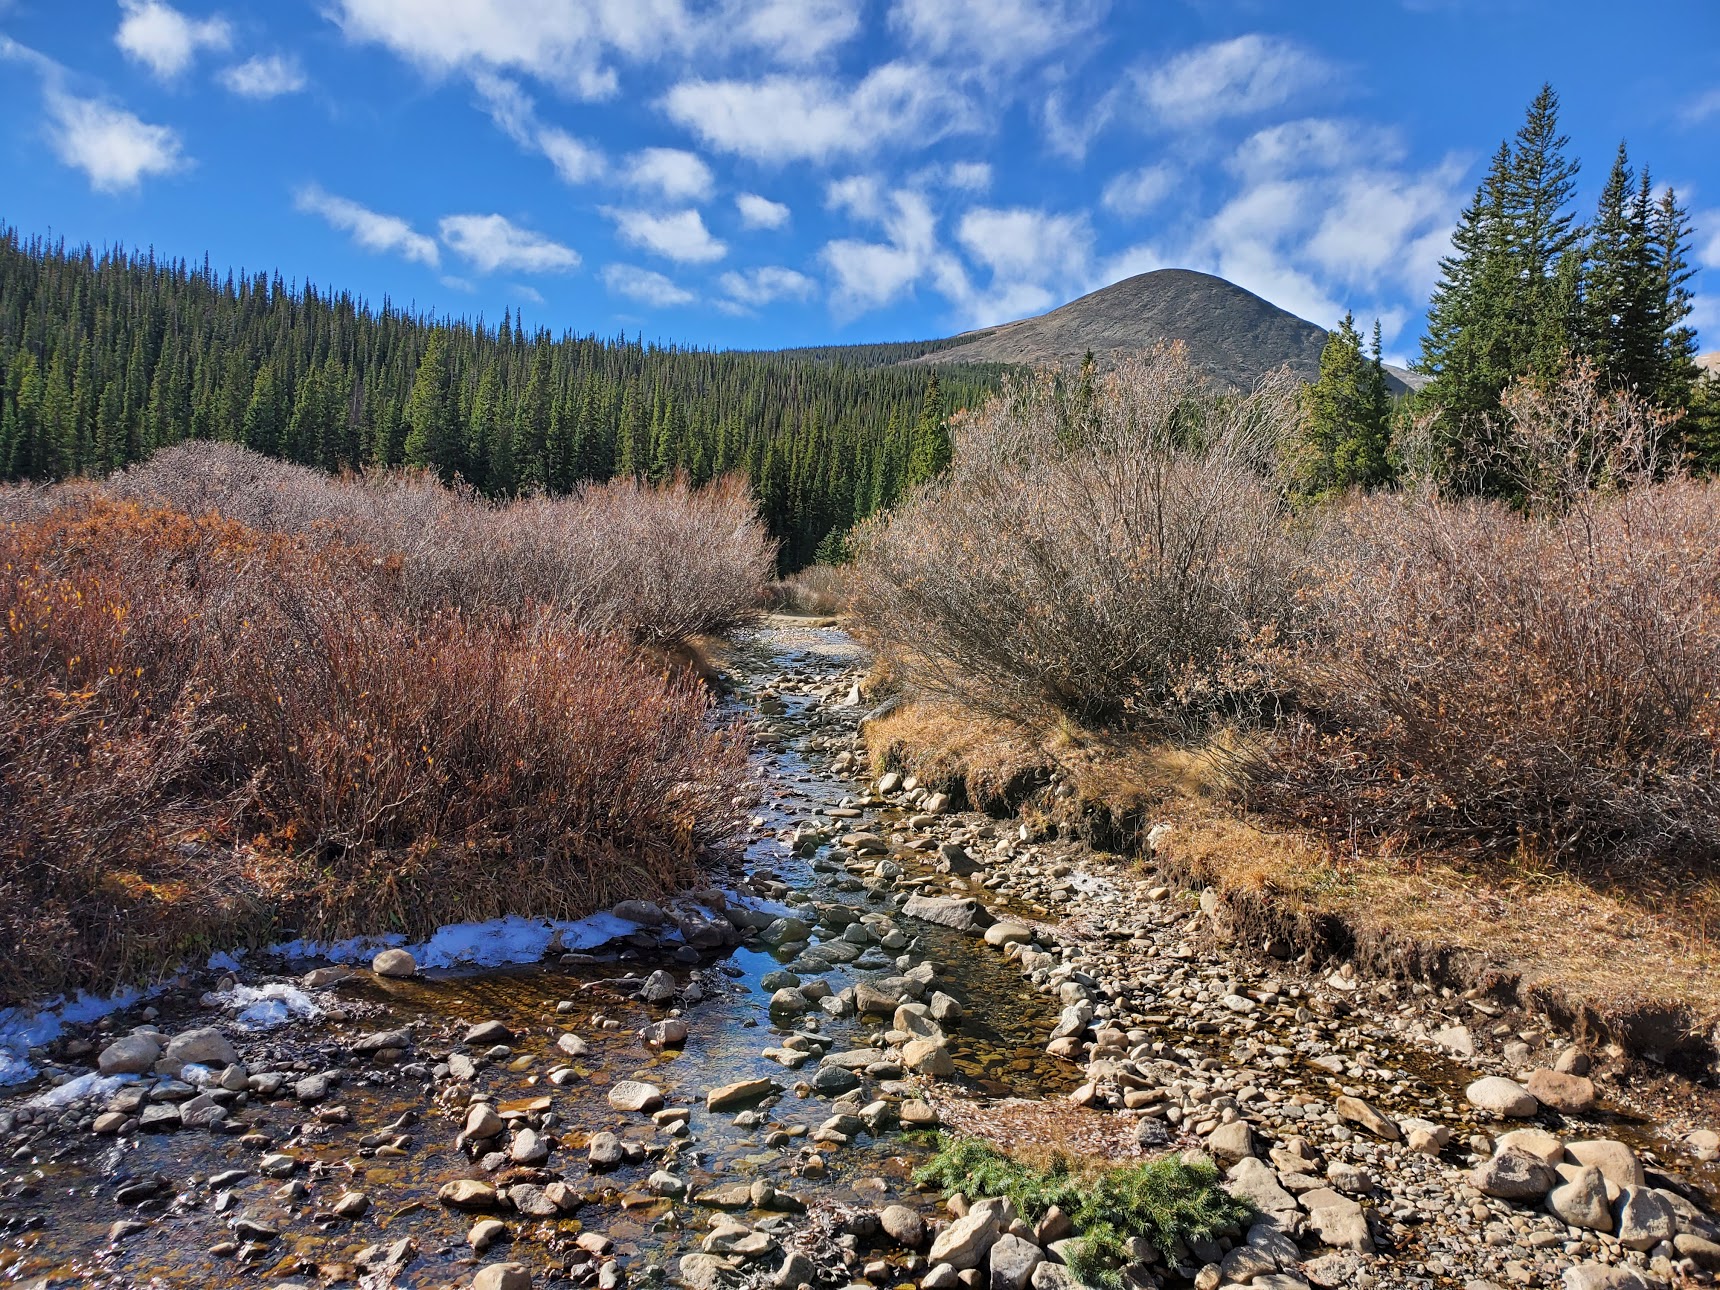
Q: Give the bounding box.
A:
[0,622,1716,1290]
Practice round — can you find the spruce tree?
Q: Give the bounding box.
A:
[402,330,458,478]
[1290,314,1393,500]
[905,374,951,488]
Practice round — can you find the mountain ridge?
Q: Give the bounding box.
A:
[901,268,1420,394]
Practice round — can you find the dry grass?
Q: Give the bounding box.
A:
[869,695,1720,1041]
[0,488,753,1004]
[865,701,1051,812]
[764,564,852,617]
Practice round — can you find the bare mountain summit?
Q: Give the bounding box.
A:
[912,268,1421,393]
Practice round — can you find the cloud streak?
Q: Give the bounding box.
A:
[295,185,441,266]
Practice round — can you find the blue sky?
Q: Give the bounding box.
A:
[2,1,1718,362]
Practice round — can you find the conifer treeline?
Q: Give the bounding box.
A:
[0,227,1003,568]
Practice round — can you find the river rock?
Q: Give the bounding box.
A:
[1333,1095,1399,1141]
[880,1204,926,1247]
[588,1132,623,1168]
[1496,1128,1564,1167]
[440,1180,500,1210]
[1471,1147,1557,1200]
[1526,1068,1597,1113]
[988,1234,1044,1290]
[902,1038,956,1078]
[679,1253,734,1290]
[371,948,417,978]
[472,1262,532,1290]
[98,1034,161,1075]
[332,1191,370,1219]
[1546,1165,1612,1231]
[902,894,991,932]
[469,1219,508,1251]
[707,1077,778,1111]
[642,1019,689,1049]
[1614,1186,1675,1250]
[509,1128,549,1165]
[1206,1120,1256,1163]
[1466,1076,1539,1118]
[1564,1139,1645,1189]
[464,1103,504,1140]
[1225,1158,1297,1217]
[928,1210,999,1270]
[465,1020,513,1046]
[607,1081,664,1113]
[162,1027,239,1071]
[1563,1265,1651,1290]
[984,922,1032,948]
[640,970,677,1004]
[1300,1187,1372,1252]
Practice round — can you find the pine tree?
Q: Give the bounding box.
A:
[1581,145,1658,394]
[1649,186,1699,413]
[1290,314,1393,500]
[905,374,951,488]
[402,330,459,478]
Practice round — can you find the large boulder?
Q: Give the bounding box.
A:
[607,1081,664,1113]
[927,1210,999,1270]
[1470,1147,1557,1201]
[1465,1076,1539,1118]
[371,948,417,978]
[988,1234,1044,1290]
[902,895,992,932]
[1300,1187,1372,1252]
[161,1027,239,1071]
[1564,1140,1644,1190]
[1526,1069,1597,1114]
[1546,1166,1613,1232]
[98,1033,161,1076]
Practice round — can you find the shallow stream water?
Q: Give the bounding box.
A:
[0,624,1072,1289]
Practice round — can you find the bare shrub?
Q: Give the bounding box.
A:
[1247,477,1720,861]
[765,564,853,616]
[853,345,1302,733]
[0,497,747,1003]
[109,443,775,647]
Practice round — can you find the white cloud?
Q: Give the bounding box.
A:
[602,263,696,306]
[115,0,231,80]
[822,189,948,317]
[473,72,606,184]
[1230,118,1406,178]
[945,161,992,192]
[1101,163,1176,217]
[1696,213,1720,271]
[736,192,791,229]
[722,0,861,64]
[46,92,185,192]
[218,54,307,99]
[1042,82,1123,161]
[1303,160,1465,295]
[825,174,885,221]
[888,0,1105,68]
[957,207,1092,284]
[1140,34,1334,128]
[603,207,727,263]
[662,63,974,163]
[294,184,440,266]
[719,265,815,306]
[1682,87,1720,126]
[513,284,547,305]
[332,0,674,99]
[624,147,714,202]
[439,213,579,273]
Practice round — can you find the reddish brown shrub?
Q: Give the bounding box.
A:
[0,497,746,1003]
[1247,479,1720,861]
[108,443,776,646]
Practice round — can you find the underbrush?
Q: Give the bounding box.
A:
[1248,479,1720,863]
[0,490,752,1005]
[764,563,852,617]
[915,1137,1252,1289]
[853,346,1301,734]
[110,442,774,648]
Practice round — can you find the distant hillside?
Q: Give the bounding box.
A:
[902,269,1418,394]
[1699,352,1720,378]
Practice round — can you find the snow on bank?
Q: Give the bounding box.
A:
[0,987,147,1089]
[272,910,645,971]
[219,983,321,1031]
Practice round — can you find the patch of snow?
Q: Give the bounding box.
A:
[272,911,638,971]
[0,986,149,1089]
[1066,870,1117,897]
[226,983,320,1031]
[206,949,246,972]
[25,1071,141,1109]
[179,1062,216,1086]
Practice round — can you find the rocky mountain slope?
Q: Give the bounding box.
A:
[907,269,1420,393]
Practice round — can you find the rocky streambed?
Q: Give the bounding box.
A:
[1,622,1717,1290]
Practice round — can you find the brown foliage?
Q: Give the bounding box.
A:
[1246,477,1720,861]
[108,442,776,646]
[764,564,853,617]
[0,495,748,1004]
[853,345,1302,733]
